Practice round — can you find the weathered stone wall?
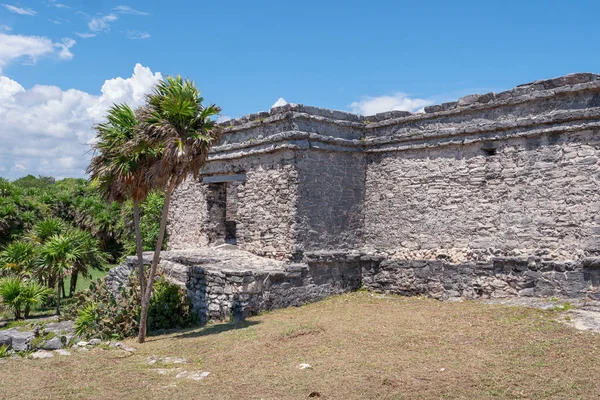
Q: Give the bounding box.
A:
[187,259,361,323]
[167,179,211,249]
[167,151,299,258]
[361,255,600,300]
[294,150,365,255]
[235,159,298,259]
[364,130,600,261]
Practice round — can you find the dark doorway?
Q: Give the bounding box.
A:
[203,174,246,246]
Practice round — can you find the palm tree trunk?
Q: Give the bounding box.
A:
[61,279,66,299]
[24,305,30,319]
[138,179,176,343]
[133,200,146,299]
[56,278,62,316]
[69,270,79,297]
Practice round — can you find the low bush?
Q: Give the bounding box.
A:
[67,273,196,340]
[66,279,140,340]
[147,277,197,331]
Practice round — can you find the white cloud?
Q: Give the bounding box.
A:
[125,30,150,40]
[48,0,69,8]
[2,4,36,15]
[349,93,433,115]
[47,18,69,25]
[271,97,288,109]
[0,25,11,31]
[88,14,118,32]
[113,5,149,16]
[0,32,76,73]
[56,38,75,59]
[75,32,96,39]
[0,63,162,180]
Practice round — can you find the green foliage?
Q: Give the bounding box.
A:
[69,274,196,339]
[0,240,38,277]
[0,278,51,319]
[0,344,10,358]
[0,277,23,319]
[0,176,164,265]
[67,279,140,340]
[147,277,197,331]
[74,303,98,338]
[18,280,52,318]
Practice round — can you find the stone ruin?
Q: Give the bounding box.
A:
[108,73,600,323]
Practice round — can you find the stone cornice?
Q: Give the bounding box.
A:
[206,73,600,160]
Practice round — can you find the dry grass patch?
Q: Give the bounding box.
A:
[1,292,599,399]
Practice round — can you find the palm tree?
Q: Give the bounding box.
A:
[27,217,66,287]
[0,240,38,278]
[87,104,158,300]
[135,75,221,343]
[19,280,51,318]
[0,277,24,319]
[29,217,66,243]
[38,233,84,315]
[0,277,52,319]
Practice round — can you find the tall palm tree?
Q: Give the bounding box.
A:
[38,233,84,315]
[135,75,221,343]
[87,104,158,299]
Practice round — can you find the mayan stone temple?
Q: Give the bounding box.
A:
[109,73,600,322]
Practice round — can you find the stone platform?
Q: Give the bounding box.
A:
[106,247,600,323]
[107,246,361,323]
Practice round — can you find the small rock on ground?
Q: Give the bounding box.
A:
[54,349,72,356]
[119,344,137,352]
[31,350,54,359]
[147,356,188,365]
[175,370,210,381]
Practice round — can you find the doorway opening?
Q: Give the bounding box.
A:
[203,174,246,245]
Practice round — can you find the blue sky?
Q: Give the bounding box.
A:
[1,0,599,178]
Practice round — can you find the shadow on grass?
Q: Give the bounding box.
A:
[170,320,261,340]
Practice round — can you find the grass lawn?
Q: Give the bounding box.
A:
[64,267,110,293]
[1,292,599,399]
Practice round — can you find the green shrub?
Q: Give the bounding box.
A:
[66,278,140,340]
[74,303,98,338]
[68,273,196,339]
[147,277,197,331]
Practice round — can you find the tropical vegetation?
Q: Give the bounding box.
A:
[0,175,163,320]
[1,73,221,343]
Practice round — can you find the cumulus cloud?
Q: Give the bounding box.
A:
[113,5,149,16]
[125,30,150,40]
[0,25,11,31]
[2,4,36,15]
[271,97,288,109]
[349,93,433,115]
[0,63,162,180]
[88,14,118,32]
[0,32,76,73]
